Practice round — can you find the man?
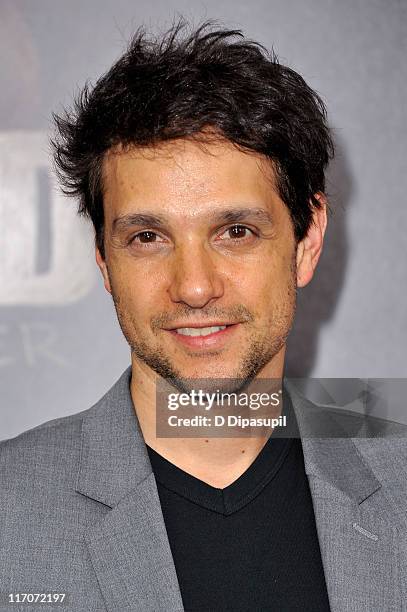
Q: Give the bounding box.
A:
[1,19,406,612]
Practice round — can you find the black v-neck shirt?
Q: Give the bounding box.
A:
[147,391,331,611]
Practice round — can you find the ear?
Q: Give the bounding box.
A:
[296,193,328,288]
[95,246,112,294]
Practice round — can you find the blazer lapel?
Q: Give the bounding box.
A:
[76,367,184,612]
[287,382,407,612]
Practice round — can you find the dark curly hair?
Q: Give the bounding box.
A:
[52,18,334,259]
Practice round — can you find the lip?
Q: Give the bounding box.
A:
[165,321,236,330]
[166,323,240,349]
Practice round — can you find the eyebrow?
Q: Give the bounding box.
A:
[111,207,274,233]
[112,213,167,233]
[209,207,274,225]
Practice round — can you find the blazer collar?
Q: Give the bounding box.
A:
[285,380,382,503]
[76,366,151,508]
[76,368,383,508]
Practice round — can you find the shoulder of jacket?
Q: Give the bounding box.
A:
[0,405,98,486]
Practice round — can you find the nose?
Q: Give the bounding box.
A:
[168,241,224,308]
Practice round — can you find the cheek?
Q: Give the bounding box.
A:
[123,285,154,316]
[250,256,296,311]
[109,254,165,297]
[252,251,290,288]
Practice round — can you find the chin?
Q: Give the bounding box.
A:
[179,359,238,378]
[167,362,255,395]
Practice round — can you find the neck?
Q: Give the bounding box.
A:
[130,348,286,488]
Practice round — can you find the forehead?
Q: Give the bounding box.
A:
[101,137,282,221]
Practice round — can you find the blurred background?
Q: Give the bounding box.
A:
[1,0,406,440]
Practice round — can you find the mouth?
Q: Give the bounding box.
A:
[175,325,228,337]
[165,323,240,349]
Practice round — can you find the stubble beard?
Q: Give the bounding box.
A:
[108,258,297,395]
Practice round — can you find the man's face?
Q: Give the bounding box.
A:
[97,136,322,390]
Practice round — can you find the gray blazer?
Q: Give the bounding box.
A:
[0,367,406,611]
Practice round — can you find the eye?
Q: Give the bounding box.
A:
[130,231,165,245]
[217,224,257,241]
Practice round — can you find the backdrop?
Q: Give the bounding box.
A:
[1,0,406,440]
